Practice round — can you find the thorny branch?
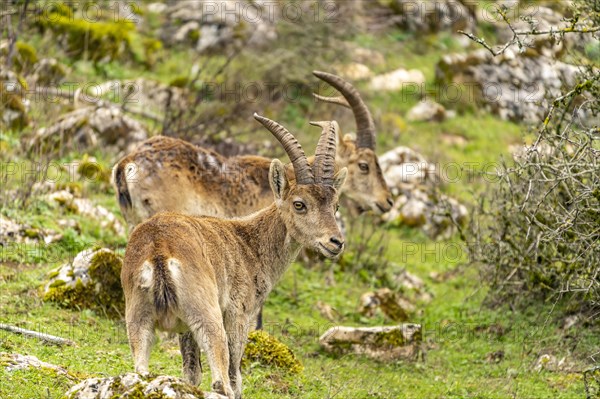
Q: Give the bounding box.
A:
[463,3,600,312]
[458,6,600,57]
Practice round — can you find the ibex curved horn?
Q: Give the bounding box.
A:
[313,70,376,150]
[309,120,338,186]
[312,93,350,109]
[253,113,314,185]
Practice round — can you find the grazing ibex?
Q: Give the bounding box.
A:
[121,114,346,399]
[112,71,392,228]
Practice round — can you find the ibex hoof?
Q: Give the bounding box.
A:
[134,368,150,378]
[211,381,224,393]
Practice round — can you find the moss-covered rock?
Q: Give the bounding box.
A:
[161,1,277,53]
[39,13,135,62]
[43,248,124,319]
[32,105,148,156]
[45,190,126,236]
[2,352,70,375]
[76,155,110,183]
[319,324,422,362]
[359,288,415,322]
[243,331,303,374]
[63,373,207,399]
[0,215,59,245]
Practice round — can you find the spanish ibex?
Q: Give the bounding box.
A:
[112,71,392,228]
[121,114,346,399]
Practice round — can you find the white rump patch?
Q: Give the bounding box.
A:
[167,258,182,283]
[139,261,153,289]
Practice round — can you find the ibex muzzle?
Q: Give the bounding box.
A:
[122,115,346,399]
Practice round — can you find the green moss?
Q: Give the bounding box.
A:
[48,279,66,289]
[15,42,38,70]
[77,158,109,183]
[87,249,125,318]
[0,42,37,72]
[39,14,135,62]
[108,375,123,398]
[43,249,124,319]
[103,376,203,399]
[56,182,82,197]
[170,382,204,398]
[374,328,406,347]
[107,379,147,399]
[188,29,200,43]
[142,38,163,67]
[23,228,40,239]
[243,331,303,374]
[169,76,190,88]
[47,270,60,279]
[48,1,74,19]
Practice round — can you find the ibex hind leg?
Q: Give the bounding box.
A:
[185,314,235,399]
[179,331,201,385]
[126,309,154,376]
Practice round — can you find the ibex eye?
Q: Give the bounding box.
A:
[293,201,306,211]
[359,163,369,172]
[336,204,340,212]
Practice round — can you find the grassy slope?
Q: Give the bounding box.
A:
[0,10,596,399]
[1,231,594,398]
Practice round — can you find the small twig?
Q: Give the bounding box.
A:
[516,26,600,35]
[457,30,515,56]
[0,323,75,346]
[459,3,600,58]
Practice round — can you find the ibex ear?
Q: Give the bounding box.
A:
[342,133,355,143]
[332,167,347,192]
[269,159,287,200]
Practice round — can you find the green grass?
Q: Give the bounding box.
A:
[0,228,594,398]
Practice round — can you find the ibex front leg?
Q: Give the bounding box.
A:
[225,313,251,399]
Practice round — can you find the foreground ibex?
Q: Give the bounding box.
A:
[113,71,392,228]
[121,114,346,399]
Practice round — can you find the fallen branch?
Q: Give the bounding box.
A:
[0,323,75,346]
